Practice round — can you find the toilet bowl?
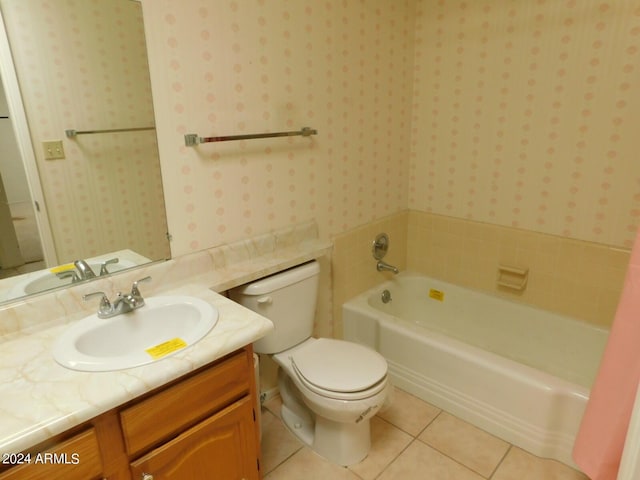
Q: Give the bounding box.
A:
[273,337,391,465]
[228,260,391,466]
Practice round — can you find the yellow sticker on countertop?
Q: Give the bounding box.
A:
[429,289,445,301]
[146,338,187,359]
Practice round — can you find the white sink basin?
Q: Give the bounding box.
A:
[53,296,218,371]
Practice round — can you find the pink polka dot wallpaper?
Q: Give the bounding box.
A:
[411,0,640,248]
[143,0,640,255]
[142,0,415,256]
[8,0,637,261]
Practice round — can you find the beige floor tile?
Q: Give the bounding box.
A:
[492,447,589,480]
[263,394,283,417]
[348,417,413,480]
[378,440,484,480]
[261,408,304,475]
[418,411,510,477]
[376,387,441,436]
[264,447,362,480]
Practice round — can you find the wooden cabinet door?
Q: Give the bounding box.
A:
[130,396,259,480]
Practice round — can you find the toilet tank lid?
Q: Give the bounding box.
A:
[231,260,319,296]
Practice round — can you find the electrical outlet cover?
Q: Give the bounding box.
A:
[42,140,65,160]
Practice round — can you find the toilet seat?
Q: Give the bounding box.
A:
[288,338,388,400]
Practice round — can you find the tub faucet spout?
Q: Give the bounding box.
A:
[377,261,399,274]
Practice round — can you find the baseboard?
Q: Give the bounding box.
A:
[259,386,280,405]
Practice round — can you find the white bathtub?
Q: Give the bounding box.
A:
[342,273,609,468]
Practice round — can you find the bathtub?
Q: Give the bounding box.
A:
[342,273,609,468]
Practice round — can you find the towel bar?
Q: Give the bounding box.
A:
[184,126,317,146]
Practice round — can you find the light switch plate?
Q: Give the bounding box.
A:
[42,140,65,160]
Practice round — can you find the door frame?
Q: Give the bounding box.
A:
[0,8,57,266]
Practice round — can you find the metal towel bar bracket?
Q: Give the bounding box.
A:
[184,126,317,146]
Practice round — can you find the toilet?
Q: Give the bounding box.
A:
[229,260,391,466]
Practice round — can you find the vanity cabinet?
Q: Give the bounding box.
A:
[0,346,261,480]
[0,428,104,480]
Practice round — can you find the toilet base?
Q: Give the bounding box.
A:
[278,369,372,466]
[281,403,314,446]
[313,415,371,466]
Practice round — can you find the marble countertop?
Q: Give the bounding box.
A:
[0,284,273,454]
[0,220,331,455]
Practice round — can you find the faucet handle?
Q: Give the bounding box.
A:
[131,276,152,297]
[83,291,112,317]
[99,257,120,276]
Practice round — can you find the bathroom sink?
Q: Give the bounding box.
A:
[53,296,218,372]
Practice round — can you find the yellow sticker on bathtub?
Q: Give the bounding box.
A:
[429,289,445,301]
[146,338,187,359]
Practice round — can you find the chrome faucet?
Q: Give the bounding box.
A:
[372,233,399,274]
[74,260,96,280]
[56,259,95,283]
[84,276,152,318]
[57,258,120,284]
[376,261,399,274]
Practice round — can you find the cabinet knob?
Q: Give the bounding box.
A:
[141,474,154,480]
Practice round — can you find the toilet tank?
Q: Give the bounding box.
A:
[229,260,320,354]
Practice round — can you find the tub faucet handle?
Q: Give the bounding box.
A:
[372,233,390,260]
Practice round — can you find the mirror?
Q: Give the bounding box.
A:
[0,0,170,304]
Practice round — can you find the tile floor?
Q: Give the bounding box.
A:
[261,387,589,480]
